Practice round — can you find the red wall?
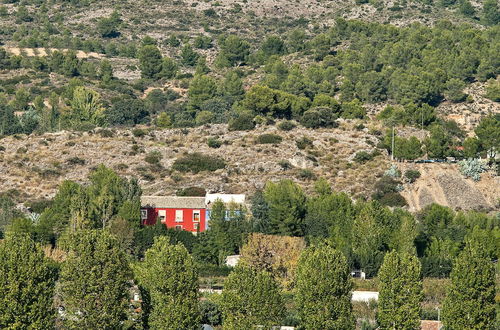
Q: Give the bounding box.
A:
[142,207,206,233]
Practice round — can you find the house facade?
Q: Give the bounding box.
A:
[141,196,207,233]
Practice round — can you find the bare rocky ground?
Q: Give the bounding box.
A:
[0,121,387,201]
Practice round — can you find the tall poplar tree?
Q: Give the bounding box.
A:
[59,230,131,328]
[135,236,200,329]
[295,244,355,330]
[220,266,285,329]
[442,242,496,329]
[0,234,57,329]
[377,251,423,330]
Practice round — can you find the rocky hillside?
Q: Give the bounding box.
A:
[1,121,498,212]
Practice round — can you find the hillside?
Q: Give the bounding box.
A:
[1,121,498,212]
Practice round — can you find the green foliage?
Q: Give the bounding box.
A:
[187,75,217,110]
[296,136,313,150]
[277,120,296,131]
[97,11,121,38]
[458,158,486,181]
[172,153,226,173]
[67,86,105,128]
[216,35,250,67]
[442,242,496,329]
[156,112,172,128]
[145,150,162,165]
[377,251,423,330]
[484,79,500,102]
[295,244,355,330]
[264,179,307,236]
[228,111,255,131]
[176,186,206,197]
[180,44,199,67]
[135,236,200,329]
[207,137,222,148]
[475,114,500,156]
[404,169,421,183]
[354,151,374,163]
[138,45,163,79]
[482,0,500,26]
[59,230,131,328]
[444,78,467,103]
[301,107,338,128]
[255,133,283,144]
[0,234,57,329]
[220,266,285,329]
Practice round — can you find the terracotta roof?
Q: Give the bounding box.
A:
[141,196,206,209]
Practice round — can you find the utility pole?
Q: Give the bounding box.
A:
[391,126,395,161]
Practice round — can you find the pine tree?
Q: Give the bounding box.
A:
[220,266,285,329]
[135,236,200,329]
[442,242,496,329]
[0,234,57,328]
[295,244,355,330]
[138,45,163,79]
[59,230,131,328]
[377,251,423,330]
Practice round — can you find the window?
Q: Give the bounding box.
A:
[175,225,183,230]
[140,209,147,220]
[193,210,200,222]
[159,210,166,223]
[175,210,183,222]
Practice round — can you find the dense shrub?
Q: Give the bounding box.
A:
[132,128,146,137]
[277,120,296,131]
[378,192,407,207]
[301,107,337,129]
[458,158,486,181]
[405,169,421,183]
[255,134,283,144]
[172,153,226,173]
[228,112,255,131]
[207,137,222,149]
[354,151,373,163]
[296,136,313,150]
[145,150,162,164]
[176,187,206,197]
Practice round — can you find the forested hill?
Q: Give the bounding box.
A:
[0,0,499,210]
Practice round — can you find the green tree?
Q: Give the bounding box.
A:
[444,78,467,102]
[138,45,163,79]
[459,0,475,17]
[216,35,250,67]
[295,244,354,330]
[161,57,178,79]
[0,234,57,329]
[99,60,113,83]
[135,236,200,329]
[68,86,105,127]
[97,11,121,38]
[264,179,307,236]
[377,251,423,330]
[482,0,500,26]
[187,75,217,110]
[220,266,285,329]
[180,44,199,67]
[442,242,496,329]
[261,35,286,57]
[59,230,131,329]
[475,114,499,157]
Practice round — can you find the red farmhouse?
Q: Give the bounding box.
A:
[140,196,206,233]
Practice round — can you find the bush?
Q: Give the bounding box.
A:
[67,157,86,165]
[132,128,146,137]
[278,120,296,131]
[354,151,373,163]
[172,153,226,173]
[207,138,222,149]
[301,107,337,129]
[297,169,316,180]
[458,158,486,181]
[176,187,206,197]
[255,134,283,144]
[200,300,222,326]
[228,112,255,131]
[145,150,162,164]
[296,136,313,150]
[404,169,421,183]
[378,192,407,207]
